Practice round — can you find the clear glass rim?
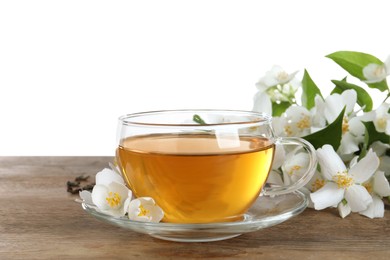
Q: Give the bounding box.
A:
[118,109,272,127]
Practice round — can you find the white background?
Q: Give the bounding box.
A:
[0,0,389,155]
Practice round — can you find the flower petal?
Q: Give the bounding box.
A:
[344,185,373,212]
[310,182,344,210]
[311,95,327,128]
[379,155,390,173]
[95,168,125,186]
[338,202,351,218]
[144,204,164,223]
[282,169,292,186]
[376,103,390,116]
[253,91,272,116]
[305,170,324,192]
[373,104,390,133]
[359,110,376,122]
[370,141,390,156]
[266,170,284,186]
[348,117,365,137]
[121,197,132,216]
[272,144,286,170]
[91,181,132,217]
[137,197,155,205]
[349,156,359,168]
[359,195,384,219]
[282,106,312,137]
[349,149,380,183]
[324,94,344,123]
[363,63,378,81]
[79,190,94,205]
[269,65,285,84]
[91,184,110,210]
[316,145,347,180]
[385,55,390,72]
[338,132,360,155]
[373,171,390,197]
[341,89,357,114]
[272,117,284,136]
[255,80,269,91]
[386,120,390,136]
[127,197,164,222]
[127,199,142,220]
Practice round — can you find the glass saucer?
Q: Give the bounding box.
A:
[81,191,307,242]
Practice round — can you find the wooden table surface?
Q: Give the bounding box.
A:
[1,157,389,259]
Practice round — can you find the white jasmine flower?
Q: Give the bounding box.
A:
[267,147,312,200]
[282,151,310,184]
[279,106,312,137]
[360,171,390,218]
[360,103,390,135]
[127,197,164,223]
[254,65,300,107]
[90,168,132,217]
[362,56,390,83]
[256,65,298,90]
[310,145,379,213]
[78,168,129,212]
[92,181,132,217]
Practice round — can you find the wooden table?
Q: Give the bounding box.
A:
[1,157,389,259]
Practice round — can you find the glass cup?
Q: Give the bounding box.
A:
[116,109,317,224]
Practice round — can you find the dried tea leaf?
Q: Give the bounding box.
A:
[75,175,90,182]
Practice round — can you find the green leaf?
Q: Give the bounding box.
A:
[193,114,206,125]
[330,77,346,95]
[272,101,290,117]
[303,107,345,150]
[301,69,323,109]
[362,121,390,148]
[326,51,388,92]
[367,80,389,92]
[331,79,373,112]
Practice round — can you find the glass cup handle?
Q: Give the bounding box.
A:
[262,137,318,196]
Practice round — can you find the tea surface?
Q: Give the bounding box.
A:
[117,134,274,223]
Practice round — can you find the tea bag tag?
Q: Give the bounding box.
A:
[215,128,240,149]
